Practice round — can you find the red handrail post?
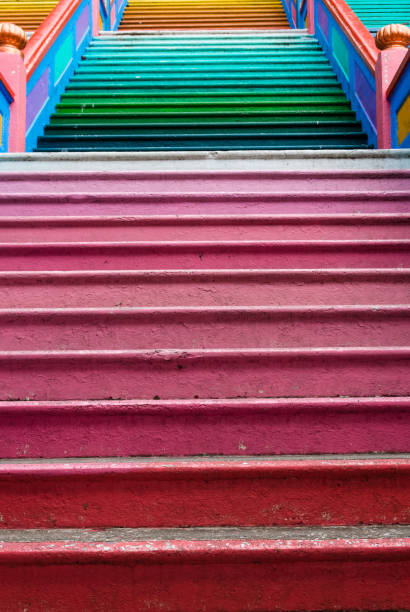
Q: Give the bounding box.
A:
[92,0,100,35]
[307,0,315,34]
[375,25,410,149]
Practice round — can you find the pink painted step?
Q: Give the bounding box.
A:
[1,171,409,195]
[1,191,408,216]
[1,214,409,242]
[0,529,409,612]
[1,269,409,308]
[1,240,409,271]
[0,397,408,458]
[0,170,410,194]
[0,347,409,400]
[1,306,409,350]
[1,171,408,215]
[0,457,408,529]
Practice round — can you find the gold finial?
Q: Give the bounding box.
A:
[0,23,27,55]
[375,24,410,50]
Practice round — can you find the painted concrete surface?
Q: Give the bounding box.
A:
[0,149,409,172]
[0,157,408,610]
[1,269,409,308]
[1,525,410,541]
[0,347,409,400]
[0,537,408,611]
[1,306,409,350]
[1,213,409,242]
[0,457,408,528]
[1,240,409,271]
[0,169,408,215]
[0,398,409,457]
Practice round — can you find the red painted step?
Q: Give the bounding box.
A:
[0,527,409,612]
[0,457,408,528]
[1,397,409,458]
[1,269,409,308]
[1,305,409,350]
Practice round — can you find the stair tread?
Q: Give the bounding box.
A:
[1,452,409,465]
[1,525,409,543]
[1,396,409,410]
[37,32,371,152]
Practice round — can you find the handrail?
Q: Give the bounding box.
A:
[24,0,82,80]
[318,0,379,72]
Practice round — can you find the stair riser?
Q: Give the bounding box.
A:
[1,219,409,241]
[1,399,409,458]
[0,196,408,216]
[346,0,409,30]
[1,541,409,612]
[36,32,372,151]
[1,310,409,350]
[2,244,408,271]
[4,172,407,193]
[0,461,409,528]
[1,273,408,308]
[0,350,408,400]
[35,140,371,151]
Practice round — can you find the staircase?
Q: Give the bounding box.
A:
[119,0,289,29]
[346,0,409,32]
[0,157,409,609]
[35,31,371,152]
[0,0,58,32]
[1,0,409,606]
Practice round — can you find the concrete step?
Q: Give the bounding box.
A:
[119,0,289,30]
[1,397,409,458]
[1,214,409,242]
[0,346,409,400]
[0,456,408,528]
[0,0,58,31]
[2,170,407,194]
[1,240,409,271]
[1,169,408,215]
[1,306,409,350]
[1,526,408,611]
[345,0,409,31]
[36,32,372,151]
[1,191,408,216]
[1,150,408,173]
[0,269,408,308]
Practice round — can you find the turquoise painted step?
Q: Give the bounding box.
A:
[346,0,410,30]
[36,32,370,152]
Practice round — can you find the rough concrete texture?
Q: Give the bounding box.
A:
[0,149,409,172]
[1,525,409,542]
[0,456,408,529]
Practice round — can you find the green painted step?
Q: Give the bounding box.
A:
[36,32,371,152]
[346,0,409,30]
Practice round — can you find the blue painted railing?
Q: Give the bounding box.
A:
[25,0,94,151]
[312,0,378,147]
[100,0,128,30]
[23,0,128,151]
[282,0,307,28]
[389,53,410,149]
[0,75,12,153]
